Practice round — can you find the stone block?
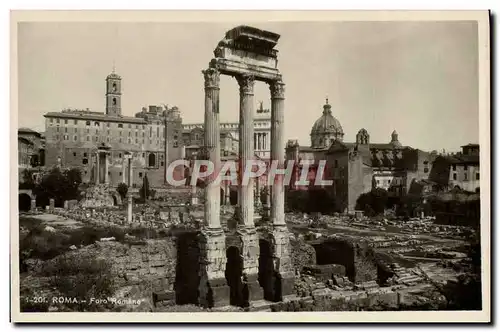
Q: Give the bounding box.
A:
[30,199,36,212]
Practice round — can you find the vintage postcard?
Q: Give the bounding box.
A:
[10,10,490,323]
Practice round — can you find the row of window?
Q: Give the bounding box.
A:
[71,151,165,160]
[452,173,479,181]
[49,118,169,131]
[57,134,177,146]
[452,164,477,171]
[54,126,167,137]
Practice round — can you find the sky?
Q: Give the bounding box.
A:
[17,21,479,152]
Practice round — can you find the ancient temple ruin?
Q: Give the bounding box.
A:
[198,25,294,307]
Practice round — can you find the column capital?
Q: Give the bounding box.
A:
[269,80,285,99]
[202,67,220,89]
[237,74,255,95]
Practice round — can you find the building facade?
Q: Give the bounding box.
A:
[429,144,480,193]
[43,71,184,187]
[286,98,436,212]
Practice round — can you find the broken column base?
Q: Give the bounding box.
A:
[244,273,264,305]
[270,225,296,300]
[198,228,230,308]
[275,271,295,300]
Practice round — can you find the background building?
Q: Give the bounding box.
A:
[43,71,184,187]
[286,98,437,212]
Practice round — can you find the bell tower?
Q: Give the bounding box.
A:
[105,69,122,116]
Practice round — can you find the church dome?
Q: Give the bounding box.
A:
[310,98,344,148]
[310,99,343,135]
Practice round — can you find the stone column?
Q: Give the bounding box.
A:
[104,152,109,184]
[203,67,222,230]
[269,79,294,300]
[122,158,126,183]
[237,74,255,228]
[198,67,229,308]
[128,156,133,188]
[127,194,133,223]
[270,80,286,226]
[95,152,100,185]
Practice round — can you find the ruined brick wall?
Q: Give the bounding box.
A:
[56,239,178,294]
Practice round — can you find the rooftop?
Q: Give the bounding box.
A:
[44,111,147,124]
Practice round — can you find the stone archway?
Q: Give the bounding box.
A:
[258,239,276,301]
[229,189,238,205]
[19,193,32,212]
[225,246,244,307]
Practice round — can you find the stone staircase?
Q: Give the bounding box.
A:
[391,263,423,286]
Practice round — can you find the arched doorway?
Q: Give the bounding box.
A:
[229,190,238,205]
[258,239,276,301]
[225,246,244,307]
[19,193,32,212]
[148,153,156,167]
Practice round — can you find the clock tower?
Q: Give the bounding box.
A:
[105,70,122,116]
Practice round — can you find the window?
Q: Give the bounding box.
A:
[452,165,456,171]
[95,129,98,134]
[86,129,89,134]
[334,160,338,168]
[119,172,122,176]
[119,138,122,143]
[83,153,87,157]
[84,171,87,174]
[476,173,480,180]
[157,127,159,136]
[423,160,429,165]
[82,158,88,165]
[135,138,138,144]
[139,172,143,178]
[142,132,145,137]
[86,121,90,126]
[56,127,60,132]
[135,132,138,137]
[73,152,76,157]
[74,120,78,125]
[107,123,110,128]
[64,127,68,133]
[112,98,117,106]
[56,119,60,124]
[128,138,131,144]
[118,124,123,128]
[55,135,59,140]
[107,138,110,143]
[64,119,68,124]
[112,83,117,92]
[86,136,90,141]
[128,124,131,129]
[128,132,131,137]
[142,153,145,158]
[50,118,53,123]
[64,135,68,140]
[107,130,110,135]
[376,180,380,185]
[424,167,429,173]
[464,173,468,181]
[94,136,98,142]
[161,161,164,166]
[453,173,457,180]
[173,141,178,148]
[74,135,77,141]
[464,165,468,171]
[74,128,77,133]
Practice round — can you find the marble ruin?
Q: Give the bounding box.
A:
[198,25,294,307]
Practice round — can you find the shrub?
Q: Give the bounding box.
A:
[42,255,115,312]
[116,183,128,200]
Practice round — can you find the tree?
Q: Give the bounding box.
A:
[116,182,128,199]
[33,167,82,207]
[355,188,389,216]
[19,169,35,189]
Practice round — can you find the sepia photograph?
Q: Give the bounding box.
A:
[10,10,490,323]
